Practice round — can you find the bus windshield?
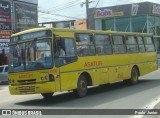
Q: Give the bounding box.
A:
[9,38,52,72]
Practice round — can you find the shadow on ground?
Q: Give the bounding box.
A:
[15,78,160,108]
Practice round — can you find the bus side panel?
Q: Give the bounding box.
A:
[146,52,158,74]
[59,56,109,91]
[140,52,157,76]
[59,63,79,91]
[90,56,109,86]
[107,54,130,83]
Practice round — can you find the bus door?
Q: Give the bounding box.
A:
[54,37,77,91]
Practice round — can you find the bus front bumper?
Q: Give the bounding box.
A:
[9,82,55,95]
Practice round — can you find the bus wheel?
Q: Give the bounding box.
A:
[74,75,88,97]
[130,67,139,85]
[41,93,54,99]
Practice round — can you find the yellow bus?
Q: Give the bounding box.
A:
[8,28,158,98]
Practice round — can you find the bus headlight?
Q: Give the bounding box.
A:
[9,79,15,83]
[45,76,49,80]
[9,79,11,83]
[41,77,45,81]
[41,76,49,81]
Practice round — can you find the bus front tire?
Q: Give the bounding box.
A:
[41,92,54,98]
[74,75,88,97]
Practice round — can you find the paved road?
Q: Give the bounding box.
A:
[0,69,160,118]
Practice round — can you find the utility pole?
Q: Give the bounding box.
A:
[86,0,89,29]
[81,0,92,29]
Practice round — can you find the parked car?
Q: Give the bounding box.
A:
[0,65,8,84]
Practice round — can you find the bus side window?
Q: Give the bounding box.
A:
[144,36,155,52]
[126,35,139,53]
[76,33,95,56]
[55,38,77,67]
[137,36,145,53]
[112,35,126,54]
[95,34,112,55]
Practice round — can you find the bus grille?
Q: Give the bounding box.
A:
[18,79,36,85]
[18,86,35,93]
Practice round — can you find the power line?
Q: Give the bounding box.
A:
[95,0,101,8]
[38,3,80,17]
[39,0,133,23]
[39,0,137,24]
[38,1,81,17]
[50,2,80,12]
[39,0,78,12]
[38,10,82,20]
[38,17,59,21]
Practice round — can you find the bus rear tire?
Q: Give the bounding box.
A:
[123,67,139,85]
[74,75,88,97]
[130,67,139,85]
[41,92,54,99]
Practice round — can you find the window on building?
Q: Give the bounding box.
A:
[126,36,139,53]
[155,16,160,35]
[95,34,112,55]
[76,33,95,56]
[112,35,126,54]
[137,36,145,52]
[64,22,70,28]
[144,36,155,52]
[132,16,147,33]
[71,21,74,26]
[116,17,130,32]
[102,18,114,31]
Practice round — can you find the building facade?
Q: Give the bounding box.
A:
[0,0,38,65]
[39,19,87,30]
[88,2,160,58]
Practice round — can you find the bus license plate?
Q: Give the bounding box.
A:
[22,86,30,90]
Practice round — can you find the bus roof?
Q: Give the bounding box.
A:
[11,27,153,37]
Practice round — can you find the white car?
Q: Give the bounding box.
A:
[0,65,8,84]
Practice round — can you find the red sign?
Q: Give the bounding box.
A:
[95,9,112,18]
[0,18,11,22]
[152,5,160,15]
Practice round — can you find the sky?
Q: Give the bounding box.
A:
[38,0,160,23]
